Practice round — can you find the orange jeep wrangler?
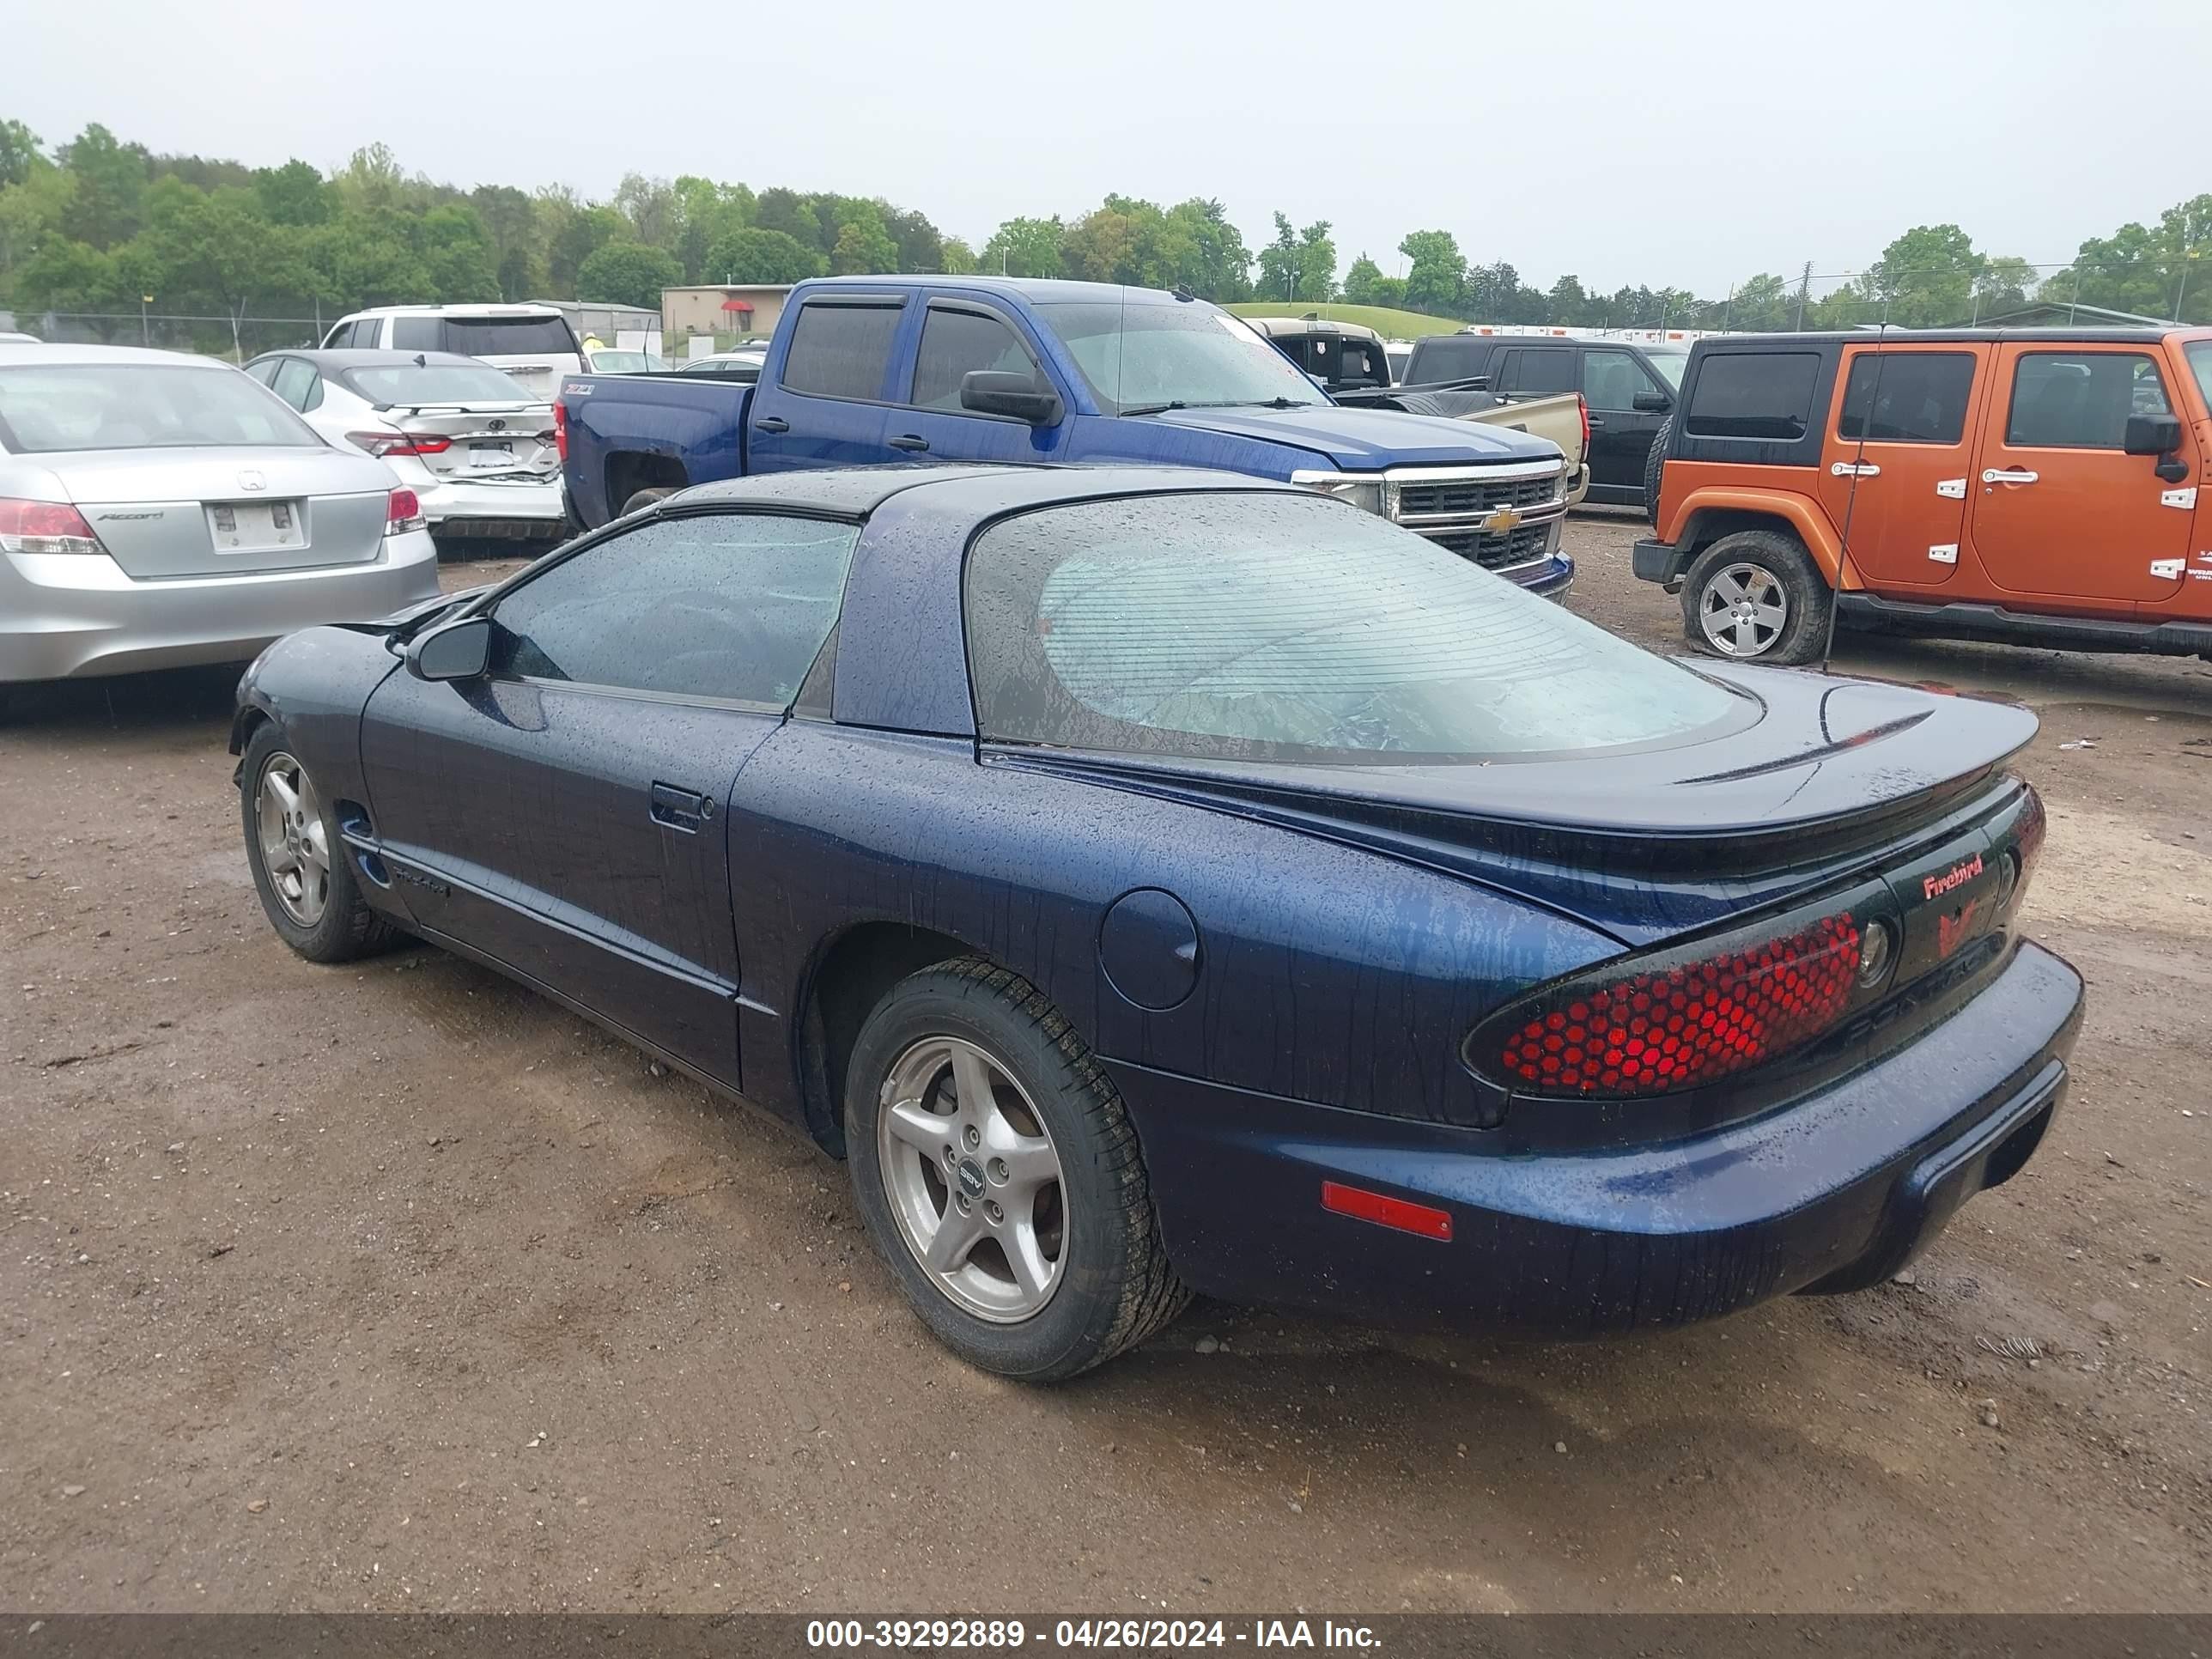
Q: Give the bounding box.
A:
[1633,327,2212,663]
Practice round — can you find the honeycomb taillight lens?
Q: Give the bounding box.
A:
[1484,909,1866,1099]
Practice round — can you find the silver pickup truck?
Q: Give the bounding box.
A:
[1244,315,1590,507]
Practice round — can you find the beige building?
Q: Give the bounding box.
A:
[662,284,793,346]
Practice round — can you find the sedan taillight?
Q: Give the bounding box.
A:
[0,496,105,555]
[349,431,453,459]
[386,488,425,535]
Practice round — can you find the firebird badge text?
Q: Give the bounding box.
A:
[1923,853,1984,902]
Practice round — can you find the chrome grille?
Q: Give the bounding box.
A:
[1394,474,1557,520]
[1425,521,1556,573]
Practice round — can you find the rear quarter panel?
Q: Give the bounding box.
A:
[725,722,1617,1142]
[559,374,748,526]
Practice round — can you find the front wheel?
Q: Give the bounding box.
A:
[1680,529,1832,665]
[240,725,400,963]
[845,959,1188,1380]
[620,487,676,516]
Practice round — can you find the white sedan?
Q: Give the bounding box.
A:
[245,349,565,544]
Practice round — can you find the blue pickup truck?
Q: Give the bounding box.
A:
[556,276,1575,592]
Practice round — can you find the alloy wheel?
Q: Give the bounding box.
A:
[256,752,331,927]
[876,1035,1066,1323]
[1698,562,1790,658]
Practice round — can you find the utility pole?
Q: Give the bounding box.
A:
[1794,260,1812,331]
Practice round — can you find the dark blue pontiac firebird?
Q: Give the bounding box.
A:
[232,465,2082,1379]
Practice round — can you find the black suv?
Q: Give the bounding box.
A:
[1401,334,1690,507]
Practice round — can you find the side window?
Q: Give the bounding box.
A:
[390,317,440,351]
[2006,352,2169,448]
[1410,338,1482,385]
[300,372,325,413]
[1685,352,1823,440]
[1501,349,1576,398]
[489,513,863,705]
[1838,352,1976,444]
[781,302,903,401]
[245,359,281,386]
[320,321,351,349]
[1582,349,1660,412]
[910,306,1040,409]
[270,359,316,410]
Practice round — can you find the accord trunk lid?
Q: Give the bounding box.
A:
[46,447,397,579]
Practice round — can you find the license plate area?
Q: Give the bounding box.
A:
[466,441,515,467]
[207,500,303,551]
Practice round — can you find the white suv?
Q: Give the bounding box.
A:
[319,305,584,399]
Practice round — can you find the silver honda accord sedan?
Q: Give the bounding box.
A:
[0,343,441,708]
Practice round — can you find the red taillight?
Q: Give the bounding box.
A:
[349,431,452,459]
[552,402,568,463]
[1320,1181,1453,1242]
[1577,392,1589,459]
[1492,911,1864,1099]
[0,496,103,554]
[386,488,424,535]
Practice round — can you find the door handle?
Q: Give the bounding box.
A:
[649,781,714,833]
[753,416,789,434]
[1830,461,1881,478]
[1982,468,2039,485]
[888,434,930,453]
[1586,416,1607,428]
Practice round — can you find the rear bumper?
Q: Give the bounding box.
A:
[1112,938,2082,1334]
[0,532,441,683]
[1632,536,1686,589]
[416,474,565,537]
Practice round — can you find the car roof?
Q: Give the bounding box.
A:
[670,461,1292,521]
[251,349,491,371]
[0,343,240,368]
[1690,326,2209,349]
[799,274,1204,307]
[1243,316,1385,343]
[340,303,567,318]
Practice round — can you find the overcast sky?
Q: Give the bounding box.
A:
[13,0,2209,297]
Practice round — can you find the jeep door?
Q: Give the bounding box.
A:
[1968,343,2192,606]
[1815,345,1989,591]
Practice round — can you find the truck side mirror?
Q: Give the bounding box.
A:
[405,616,492,683]
[1632,391,1672,413]
[2124,411,2182,456]
[961,371,1063,427]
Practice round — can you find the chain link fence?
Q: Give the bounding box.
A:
[14,312,326,359]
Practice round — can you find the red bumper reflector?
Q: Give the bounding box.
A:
[1320,1181,1453,1242]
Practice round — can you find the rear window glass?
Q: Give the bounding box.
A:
[965,492,1743,763]
[0,363,322,453]
[1838,352,1976,444]
[1685,351,1823,441]
[781,303,903,400]
[1503,349,1576,398]
[1408,338,1486,385]
[341,365,536,407]
[2006,352,2169,448]
[390,315,579,356]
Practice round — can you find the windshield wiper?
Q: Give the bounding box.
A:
[1119,400,1188,416]
[1207,397,1321,410]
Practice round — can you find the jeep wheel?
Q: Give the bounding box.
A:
[1642,416,1672,526]
[1681,530,1832,665]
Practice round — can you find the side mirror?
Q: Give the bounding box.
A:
[960,370,1062,427]
[1632,391,1672,413]
[2124,411,2183,456]
[405,615,492,683]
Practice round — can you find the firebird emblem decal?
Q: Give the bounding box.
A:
[1922,853,1983,902]
[1938,897,1984,960]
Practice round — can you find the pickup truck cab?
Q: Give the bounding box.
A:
[1633,327,2212,664]
[558,277,1576,593]
[1404,332,1686,508]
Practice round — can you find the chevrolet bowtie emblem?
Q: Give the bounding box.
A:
[1480,505,1523,535]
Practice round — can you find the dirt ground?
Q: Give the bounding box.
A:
[3,519,2207,1614]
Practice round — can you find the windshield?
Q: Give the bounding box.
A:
[340,364,537,407]
[2186,342,2212,415]
[0,363,322,454]
[1034,298,1324,415]
[1644,347,1689,391]
[966,491,1743,763]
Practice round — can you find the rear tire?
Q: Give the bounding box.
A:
[620,487,675,516]
[1642,415,1673,526]
[1680,529,1832,665]
[845,958,1189,1381]
[240,725,400,963]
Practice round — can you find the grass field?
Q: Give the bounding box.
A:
[1224,301,1465,339]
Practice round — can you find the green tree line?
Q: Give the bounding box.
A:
[3,116,2206,344]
